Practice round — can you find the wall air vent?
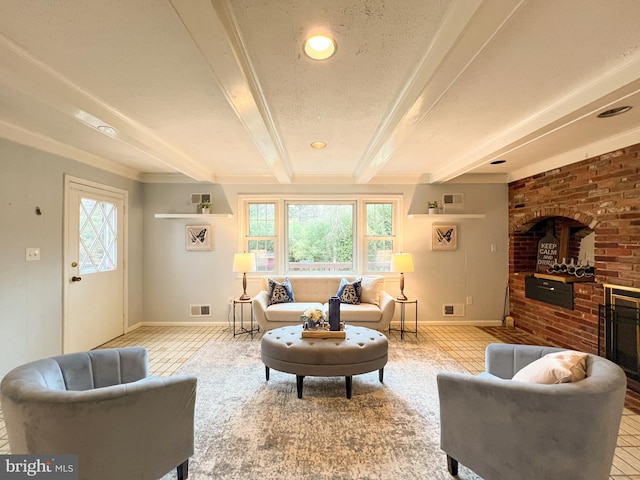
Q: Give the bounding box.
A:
[442,193,464,212]
[190,304,211,317]
[190,193,211,205]
[442,304,465,317]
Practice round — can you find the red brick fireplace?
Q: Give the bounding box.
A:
[508,143,640,354]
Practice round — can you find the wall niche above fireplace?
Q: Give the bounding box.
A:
[513,216,595,310]
[512,216,595,277]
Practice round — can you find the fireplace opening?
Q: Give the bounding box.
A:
[600,284,640,380]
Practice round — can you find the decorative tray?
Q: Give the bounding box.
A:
[301,327,346,339]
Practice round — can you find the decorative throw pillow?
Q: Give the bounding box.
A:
[336,278,362,305]
[267,277,295,305]
[360,276,384,306]
[511,350,588,384]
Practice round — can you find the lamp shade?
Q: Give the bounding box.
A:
[391,253,414,273]
[232,253,256,273]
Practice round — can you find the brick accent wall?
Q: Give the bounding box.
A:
[508,143,640,353]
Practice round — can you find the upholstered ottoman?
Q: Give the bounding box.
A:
[261,325,388,399]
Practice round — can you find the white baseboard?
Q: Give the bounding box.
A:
[127,319,503,331]
[127,320,229,332]
[419,319,503,326]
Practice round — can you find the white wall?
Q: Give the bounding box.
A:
[0,139,144,377]
[407,183,509,322]
[142,183,237,326]
[0,137,507,378]
[143,182,508,326]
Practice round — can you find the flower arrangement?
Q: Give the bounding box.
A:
[301,307,325,329]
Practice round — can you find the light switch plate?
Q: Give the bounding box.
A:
[26,247,40,261]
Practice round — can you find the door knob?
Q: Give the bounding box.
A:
[71,276,82,282]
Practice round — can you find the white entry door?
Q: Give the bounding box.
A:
[64,177,127,353]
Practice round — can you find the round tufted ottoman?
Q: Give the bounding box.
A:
[261,325,388,399]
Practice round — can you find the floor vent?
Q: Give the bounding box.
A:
[190,304,211,317]
[442,304,465,317]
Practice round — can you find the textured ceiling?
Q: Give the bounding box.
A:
[1,0,639,184]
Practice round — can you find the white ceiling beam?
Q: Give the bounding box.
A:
[508,125,640,183]
[170,0,293,184]
[0,33,214,182]
[353,0,524,184]
[429,52,640,183]
[0,119,143,181]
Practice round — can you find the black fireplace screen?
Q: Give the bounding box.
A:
[600,303,640,380]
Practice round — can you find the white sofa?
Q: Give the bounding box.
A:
[252,275,395,331]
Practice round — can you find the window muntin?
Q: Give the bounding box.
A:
[78,197,118,274]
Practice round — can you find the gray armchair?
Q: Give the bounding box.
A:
[437,343,627,480]
[0,347,197,480]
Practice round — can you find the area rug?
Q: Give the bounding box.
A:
[161,339,483,480]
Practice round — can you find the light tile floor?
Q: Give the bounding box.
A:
[1,324,640,479]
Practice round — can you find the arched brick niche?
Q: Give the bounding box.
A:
[510,212,597,274]
[508,143,640,353]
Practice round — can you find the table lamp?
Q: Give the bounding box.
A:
[232,252,256,300]
[391,252,414,301]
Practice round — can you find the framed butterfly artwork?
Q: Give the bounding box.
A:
[186,224,212,251]
[432,224,457,251]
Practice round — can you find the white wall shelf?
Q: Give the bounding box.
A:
[408,213,485,219]
[154,213,233,219]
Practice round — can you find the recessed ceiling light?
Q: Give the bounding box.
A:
[597,106,632,118]
[490,159,506,165]
[303,34,336,61]
[310,141,327,149]
[97,125,117,136]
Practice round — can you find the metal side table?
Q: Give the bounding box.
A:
[233,298,259,338]
[389,299,418,339]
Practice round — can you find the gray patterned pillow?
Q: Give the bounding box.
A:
[267,277,295,305]
[336,278,362,305]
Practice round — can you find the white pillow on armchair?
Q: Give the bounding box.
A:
[512,350,588,384]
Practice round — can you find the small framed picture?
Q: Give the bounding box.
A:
[186,225,212,251]
[432,224,457,251]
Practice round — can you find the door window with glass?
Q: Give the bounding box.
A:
[78,197,118,274]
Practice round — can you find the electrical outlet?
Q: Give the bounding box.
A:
[466,296,473,305]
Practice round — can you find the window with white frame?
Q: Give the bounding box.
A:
[241,196,399,274]
[246,202,276,272]
[365,202,395,272]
